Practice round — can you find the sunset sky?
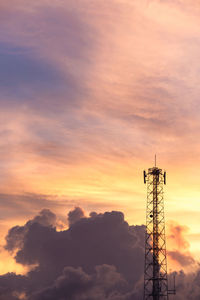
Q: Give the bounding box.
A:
[1,0,200,284]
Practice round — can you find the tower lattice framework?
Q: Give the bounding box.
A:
[143,166,168,300]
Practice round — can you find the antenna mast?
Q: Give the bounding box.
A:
[143,164,175,299]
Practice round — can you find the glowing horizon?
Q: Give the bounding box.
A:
[0,0,200,281]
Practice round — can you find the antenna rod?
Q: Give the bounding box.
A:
[155,154,156,167]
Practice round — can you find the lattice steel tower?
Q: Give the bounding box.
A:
[143,159,175,300]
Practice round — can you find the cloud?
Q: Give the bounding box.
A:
[0,3,200,297]
[168,250,195,267]
[30,265,129,300]
[68,207,85,227]
[168,269,200,300]
[0,43,69,101]
[1,0,200,217]
[0,193,70,224]
[5,209,57,254]
[167,221,196,268]
[168,222,190,250]
[0,273,28,300]
[1,207,144,299]
[0,207,199,299]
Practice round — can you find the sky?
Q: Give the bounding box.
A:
[1,0,200,294]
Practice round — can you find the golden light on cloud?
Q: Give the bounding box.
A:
[0,248,30,275]
[0,2,200,295]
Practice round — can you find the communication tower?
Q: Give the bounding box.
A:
[143,157,175,299]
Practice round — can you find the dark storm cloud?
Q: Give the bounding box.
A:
[168,269,200,300]
[2,207,144,299]
[29,264,142,300]
[0,273,28,300]
[30,265,129,300]
[5,209,56,253]
[68,207,85,226]
[1,207,200,299]
[6,209,144,283]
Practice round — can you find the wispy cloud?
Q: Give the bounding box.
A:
[0,0,200,257]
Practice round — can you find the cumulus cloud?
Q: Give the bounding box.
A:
[68,207,85,227]
[168,269,200,300]
[5,209,57,253]
[167,221,196,268]
[0,208,199,299]
[1,208,144,299]
[0,1,200,298]
[30,265,129,300]
[0,273,28,300]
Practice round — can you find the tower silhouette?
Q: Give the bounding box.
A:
[143,162,175,299]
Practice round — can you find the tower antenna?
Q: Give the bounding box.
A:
[143,164,175,299]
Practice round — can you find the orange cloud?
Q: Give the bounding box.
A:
[0,0,200,262]
[167,221,196,270]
